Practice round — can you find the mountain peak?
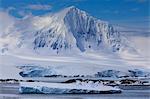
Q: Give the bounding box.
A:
[66,6,76,10]
[65,6,85,14]
[3,6,136,55]
[29,6,127,53]
[56,6,85,19]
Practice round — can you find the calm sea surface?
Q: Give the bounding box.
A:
[0,83,149,99]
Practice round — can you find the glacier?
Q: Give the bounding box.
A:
[17,65,150,78]
[17,66,57,77]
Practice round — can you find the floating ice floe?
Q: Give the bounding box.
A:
[19,82,121,94]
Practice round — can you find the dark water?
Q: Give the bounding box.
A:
[0,83,150,99]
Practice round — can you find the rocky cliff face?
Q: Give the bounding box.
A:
[32,6,124,54]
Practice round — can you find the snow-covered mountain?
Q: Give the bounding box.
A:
[1,6,149,79]
[0,6,136,54]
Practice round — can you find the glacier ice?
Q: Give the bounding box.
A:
[19,82,121,94]
[17,66,150,78]
[17,66,57,77]
[128,69,150,77]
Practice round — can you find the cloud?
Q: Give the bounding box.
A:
[25,4,52,10]
[0,4,52,18]
[0,11,22,51]
[125,0,148,3]
[103,10,120,14]
[63,0,87,2]
[131,8,139,12]
[6,7,16,12]
[17,10,33,18]
[128,36,150,58]
[0,11,16,35]
[136,0,148,3]
[113,23,150,37]
[113,10,119,14]
[76,0,86,1]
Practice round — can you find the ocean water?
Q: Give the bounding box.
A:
[1,90,150,99]
[0,83,149,99]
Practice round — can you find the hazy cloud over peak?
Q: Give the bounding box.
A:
[125,0,148,3]
[25,4,52,10]
[0,11,16,35]
[131,8,139,12]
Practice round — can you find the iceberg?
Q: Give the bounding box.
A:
[19,82,121,94]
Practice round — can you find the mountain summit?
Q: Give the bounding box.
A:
[1,6,135,54]
[32,6,132,54]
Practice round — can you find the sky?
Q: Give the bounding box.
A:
[0,0,149,21]
[0,0,149,36]
[0,0,150,57]
[0,0,149,29]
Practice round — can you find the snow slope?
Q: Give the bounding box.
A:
[0,51,149,79]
